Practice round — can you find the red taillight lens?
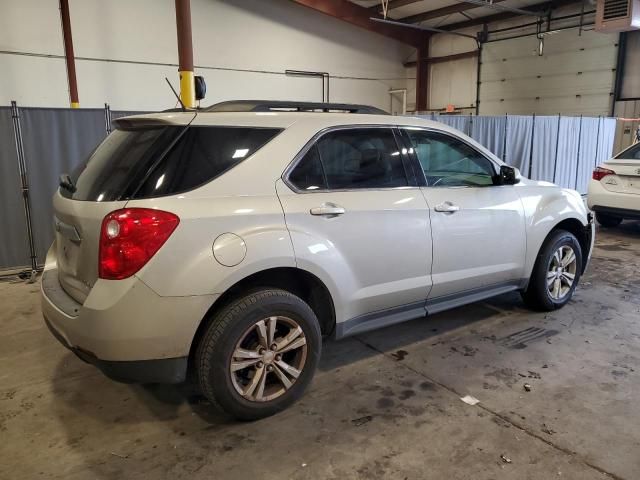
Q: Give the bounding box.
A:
[99,208,179,280]
[592,166,615,181]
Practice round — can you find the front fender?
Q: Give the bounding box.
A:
[518,186,590,278]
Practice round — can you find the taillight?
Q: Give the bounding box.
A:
[99,208,179,280]
[592,166,615,181]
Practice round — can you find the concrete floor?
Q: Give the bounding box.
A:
[1,224,639,480]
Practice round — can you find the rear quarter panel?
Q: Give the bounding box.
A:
[129,194,296,297]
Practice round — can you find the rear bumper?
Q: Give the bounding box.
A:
[591,205,640,220]
[587,180,640,215]
[41,266,216,384]
[44,316,187,383]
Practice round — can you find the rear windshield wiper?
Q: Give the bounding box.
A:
[59,173,76,193]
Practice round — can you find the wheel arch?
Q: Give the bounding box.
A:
[540,217,592,274]
[188,266,336,367]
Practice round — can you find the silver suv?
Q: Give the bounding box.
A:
[42,101,594,420]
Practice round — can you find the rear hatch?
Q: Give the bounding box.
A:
[53,113,282,303]
[600,143,640,195]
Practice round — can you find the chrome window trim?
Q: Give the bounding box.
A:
[282,124,416,194]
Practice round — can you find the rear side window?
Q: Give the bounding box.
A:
[134,126,281,198]
[62,126,281,201]
[616,143,640,160]
[288,128,407,191]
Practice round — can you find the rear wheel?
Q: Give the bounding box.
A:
[595,212,622,228]
[522,230,582,311]
[196,289,321,420]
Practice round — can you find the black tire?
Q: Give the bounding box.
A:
[595,212,622,228]
[195,288,321,421]
[522,230,583,311]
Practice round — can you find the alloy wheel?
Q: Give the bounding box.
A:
[547,245,577,300]
[230,316,308,402]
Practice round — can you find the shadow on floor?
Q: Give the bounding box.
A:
[48,290,528,431]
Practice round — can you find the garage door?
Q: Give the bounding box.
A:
[479,29,618,115]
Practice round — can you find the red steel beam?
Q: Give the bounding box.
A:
[59,0,79,108]
[404,49,479,68]
[415,43,429,111]
[288,0,427,47]
[175,0,196,108]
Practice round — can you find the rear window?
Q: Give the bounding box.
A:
[62,126,282,201]
[616,143,640,160]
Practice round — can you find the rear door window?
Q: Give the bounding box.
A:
[62,126,281,201]
[287,145,327,191]
[315,128,408,189]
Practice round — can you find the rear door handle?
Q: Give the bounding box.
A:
[310,203,345,217]
[434,202,460,213]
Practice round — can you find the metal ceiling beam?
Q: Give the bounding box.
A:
[368,0,424,12]
[370,17,477,38]
[288,0,427,46]
[441,0,581,30]
[400,0,506,24]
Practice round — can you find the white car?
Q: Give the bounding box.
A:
[588,142,640,227]
[41,100,594,420]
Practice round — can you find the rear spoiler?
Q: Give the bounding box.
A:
[112,113,196,130]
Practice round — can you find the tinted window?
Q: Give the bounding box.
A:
[134,126,281,198]
[288,145,327,191]
[406,130,496,187]
[62,126,281,201]
[62,127,180,201]
[616,143,640,160]
[315,128,407,189]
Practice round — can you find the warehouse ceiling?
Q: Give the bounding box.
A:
[350,0,581,29]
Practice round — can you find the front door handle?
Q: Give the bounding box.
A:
[434,201,460,213]
[310,203,345,217]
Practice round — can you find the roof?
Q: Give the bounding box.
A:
[203,100,389,115]
[113,110,461,134]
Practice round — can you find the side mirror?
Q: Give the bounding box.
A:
[499,165,520,185]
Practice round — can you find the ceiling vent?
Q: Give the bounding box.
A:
[596,0,640,32]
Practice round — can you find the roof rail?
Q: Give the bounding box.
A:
[203,100,389,115]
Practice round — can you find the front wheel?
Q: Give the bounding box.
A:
[195,289,321,420]
[595,212,622,228]
[522,230,582,311]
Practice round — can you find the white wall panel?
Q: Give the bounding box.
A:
[0,55,69,108]
[430,57,477,110]
[0,0,412,110]
[0,0,63,55]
